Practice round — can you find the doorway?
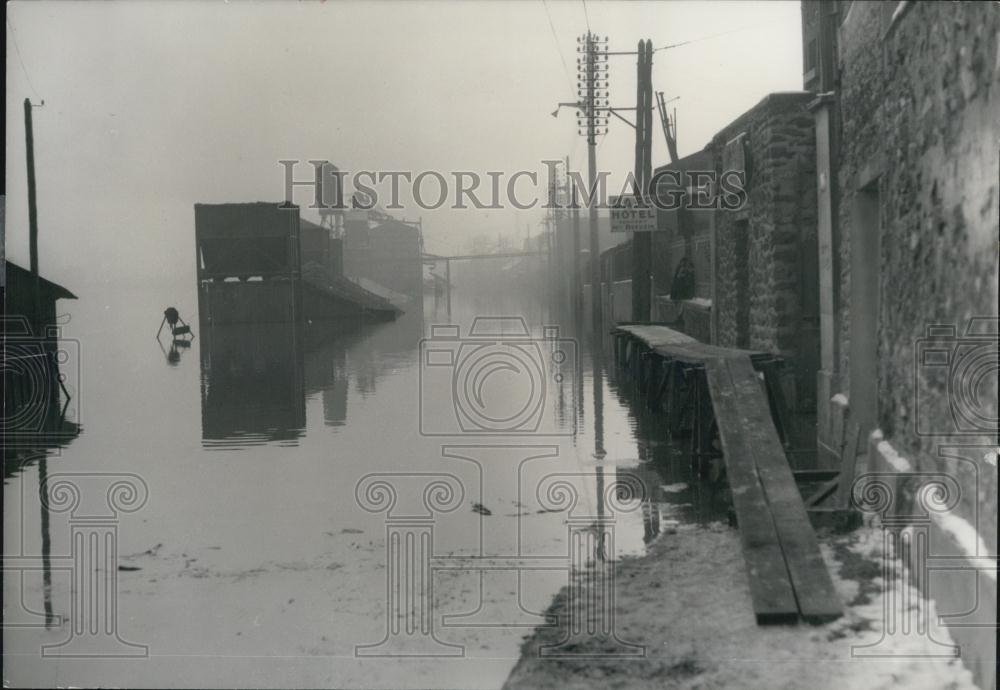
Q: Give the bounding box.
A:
[848,181,881,434]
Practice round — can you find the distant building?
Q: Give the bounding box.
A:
[194,202,399,325]
[342,217,423,297]
[4,261,77,331]
[649,148,716,339]
[300,216,344,282]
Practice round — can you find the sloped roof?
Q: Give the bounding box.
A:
[301,272,402,316]
[300,217,325,232]
[653,148,714,175]
[4,261,76,299]
[370,218,419,234]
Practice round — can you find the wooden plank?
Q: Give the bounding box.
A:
[727,356,842,623]
[704,359,799,624]
[664,361,688,432]
[835,421,862,508]
[615,324,698,351]
[793,469,840,481]
[758,358,792,448]
[652,341,769,365]
[804,478,840,507]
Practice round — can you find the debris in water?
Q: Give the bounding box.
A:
[472,502,492,516]
[341,528,364,534]
[660,483,688,493]
[118,565,142,572]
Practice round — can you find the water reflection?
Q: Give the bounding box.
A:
[158,337,193,366]
[606,343,732,527]
[3,329,80,632]
[6,279,733,687]
[199,321,306,448]
[198,301,425,448]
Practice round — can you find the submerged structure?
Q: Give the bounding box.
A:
[194,202,401,326]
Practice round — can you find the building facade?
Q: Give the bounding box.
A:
[342,217,424,297]
[711,91,820,409]
[643,93,820,407]
[803,2,998,685]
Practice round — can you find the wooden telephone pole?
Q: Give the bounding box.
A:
[577,32,609,340]
[631,40,654,323]
[24,98,42,329]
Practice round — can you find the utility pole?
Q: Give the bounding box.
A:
[445,258,451,317]
[631,40,654,323]
[546,173,557,307]
[577,32,609,340]
[565,155,580,322]
[24,98,42,329]
[656,91,679,164]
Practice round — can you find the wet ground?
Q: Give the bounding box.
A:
[505,525,979,690]
[3,278,723,688]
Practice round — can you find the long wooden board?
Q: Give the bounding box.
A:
[615,324,697,348]
[727,356,843,623]
[704,358,799,624]
[615,325,842,624]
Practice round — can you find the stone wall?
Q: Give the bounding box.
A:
[816,2,999,685]
[835,0,999,515]
[711,92,820,405]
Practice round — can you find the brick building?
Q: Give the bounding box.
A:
[711,92,820,409]
[803,2,998,685]
[648,93,820,408]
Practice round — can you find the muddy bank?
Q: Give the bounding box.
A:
[504,523,977,690]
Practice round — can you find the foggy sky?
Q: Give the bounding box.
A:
[5,0,802,290]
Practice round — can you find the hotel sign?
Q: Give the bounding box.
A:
[609,195,658,233]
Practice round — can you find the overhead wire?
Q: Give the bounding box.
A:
[540,0,576,97]
[7,16,43,101]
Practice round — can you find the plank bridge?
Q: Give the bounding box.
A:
[611,323,844,625]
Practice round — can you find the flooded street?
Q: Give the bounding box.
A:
[4,276,722,689]
[7,3,994,686]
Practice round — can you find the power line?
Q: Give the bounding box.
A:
[580,0,591,33]
[7,16,42,101]
[540,0,575,95]
[653,26,748,53]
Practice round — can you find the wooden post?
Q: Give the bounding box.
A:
[631,40,654,323]
[25,99,41,330]
[445,258,452,317]
[571,176,582,324]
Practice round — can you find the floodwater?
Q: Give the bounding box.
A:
[3,274,728,689]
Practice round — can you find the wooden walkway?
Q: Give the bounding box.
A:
[612,324,842,624]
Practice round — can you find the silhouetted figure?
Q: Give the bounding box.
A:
[670,256,696,301]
